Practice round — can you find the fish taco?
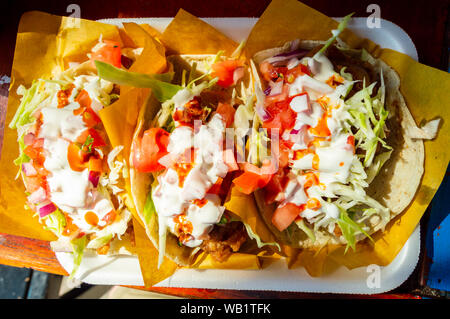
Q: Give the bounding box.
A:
[235,16,439,251]
[9,37,145,276]
[128,49,275,266]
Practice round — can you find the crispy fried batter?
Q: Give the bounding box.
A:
[200,221,247,262]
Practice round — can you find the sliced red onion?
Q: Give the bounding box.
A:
[266,49,308,65]
[263,86,271,96]
[27,187,47,204]
[39,202,57,218]
[23,133,35,146]
[233,67,245,84]
[255,103,272,122]
[268,81,283,96]
[290,39,300,51]
[22,162,37,177]
[88,170,100,187]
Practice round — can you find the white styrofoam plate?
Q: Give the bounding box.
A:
[56,17,420,294]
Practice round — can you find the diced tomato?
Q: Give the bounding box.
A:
[272,140,291,170]
[23,144,49,177]
[272,203,305,232]
[73,91,102,128]
[232,171,261,195]
[74,107,102,131]
[259,61,287,82]
[76,128,106,149]
[264,84,290,106]
[263,167,290,204]
[85,108,102,128]
[263,99,297,132]
[211,59,243,87]
[23,145,40,160]
[132,128,170,173]
[90,40,122,68]
[75,90,92,108]
[285,64,311,82]
[232,161,274,194]
[215,102,235,127]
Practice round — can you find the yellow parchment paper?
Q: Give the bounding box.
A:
[0,11,122,241]
[244,0,450,276]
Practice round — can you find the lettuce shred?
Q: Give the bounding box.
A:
[70,235,87,279]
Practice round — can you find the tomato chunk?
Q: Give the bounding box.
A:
[263,167,290,204]
[272,203,305,232]
[232,161,274,194]
[76,128,106,149]
[263,99,296,132]
[215,102,235,127]
[132,128,170,173]
[211,60,243,87]
[90,40,122,68]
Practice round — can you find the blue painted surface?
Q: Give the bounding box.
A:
[27,270,50,299]
[0,265,31,299]
[0,265,50,299]
[425,164,450,292]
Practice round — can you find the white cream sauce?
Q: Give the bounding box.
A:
[271,53,358,226]
[36,76,119,235]
[152,113,228,247]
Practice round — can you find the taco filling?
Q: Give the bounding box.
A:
[10,38,136,276]
[240,17,396,251]
[129,52,255,265]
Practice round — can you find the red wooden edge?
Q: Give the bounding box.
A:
[0,232,68,275]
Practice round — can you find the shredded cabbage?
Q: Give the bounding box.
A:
[314,13,354,58]
[242,222,281,251]
[95,61,180,102]
[86,234,113,249]
[42,209,67,236]
[290,53,392,243]
[295,219,316,243]
[336,207,373,253]
[70,235,87,279]
[143,192,156,225]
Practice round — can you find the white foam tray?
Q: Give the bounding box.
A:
[57,17,420,294]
